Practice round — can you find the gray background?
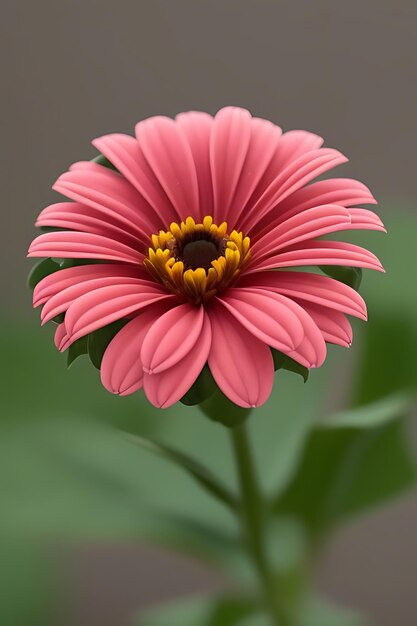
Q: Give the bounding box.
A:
[1,1,416,624]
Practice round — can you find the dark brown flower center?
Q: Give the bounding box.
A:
[180,237,224,270]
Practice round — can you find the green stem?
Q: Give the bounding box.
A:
[230,422,291,626]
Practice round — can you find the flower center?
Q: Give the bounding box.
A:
[144,216,251,304]
[181,239,223,270]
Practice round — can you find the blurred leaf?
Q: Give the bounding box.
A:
[141,514,250,579]
[67,336,88,368]
[351,214,417,317]
[320,392,413,428]
[27,258,60,290]
[91,152,118,171]
[273,398,415,537]
[297,594,366,626]
[319,266,362,290]
[139,595,258,626]
[126,433,238,511]
[250,363,333,496]
[180,364,217,406]
[0,416,231,537]
[0,413,249,581]
[351,315,417,406]
[87,319,127,369]
[139,596,213,626]
[272,349,309,382]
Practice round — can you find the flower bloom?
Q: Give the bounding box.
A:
[28,107,385,408]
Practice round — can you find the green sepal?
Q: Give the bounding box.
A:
[54,258,105,269]
[319,266,362,291]
[67,336,88,368]
[180,365,217,406]
[38,226,69,234]
[87,320,128,369]
[199,389,251,428]
[272,349,309,383]
[91,152,118,172]
[27,258,60,291]
[52,313,65,324]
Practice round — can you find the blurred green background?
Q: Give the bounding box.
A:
[1,1,416,625]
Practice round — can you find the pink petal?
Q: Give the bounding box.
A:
[100,302,171,396]
[54,323,67,349]
[247,240,384,274]
[135,116,200,221]
[252,177,377,240]
[53,167,156,238]
[227,117,282,229]
[348,208,386,231]
[175,112,214,220]
[141,303,205,374]
[220,288,326,367]
[297,301,353,347]
[209,106,252,223]
[60,283,175,350]
[92,133,178,227]
[240,130,324,225]
[41,276,156,325]
[28,231,143,264]
[143,313,212,408]
[272,130,325,168]
[33,263,146,307]
[36,202,143,250]
[285,309,327,368]
[218,288,305,352]
[251,204,352,259]
[241,148,348,234]
[238,271,367,319]
[208,303,274,408]
[69,161,109,173]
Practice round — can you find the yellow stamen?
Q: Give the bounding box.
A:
[144,215,251,304]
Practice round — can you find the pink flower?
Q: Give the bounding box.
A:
[28,107,385,409]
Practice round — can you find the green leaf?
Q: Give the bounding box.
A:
[87,319,127,369]
[320,392,413,429]
[272,350,309,382]
[67,336,88,368]
[139,596,214,626]
[139,595,258,626]
[138,514,248,578]
[297,594,367,626]
[126,433,238,511]
[199,389,251,428]
[27,258,60,290]
[273,396,415,537]
[207,597,259,626]
[351,314,417,406]
[180,364,217,405]
[0,410,246,582]
[91,152,118,172]
[319,266,362,290]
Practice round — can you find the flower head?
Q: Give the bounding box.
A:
[28,107,385,408]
